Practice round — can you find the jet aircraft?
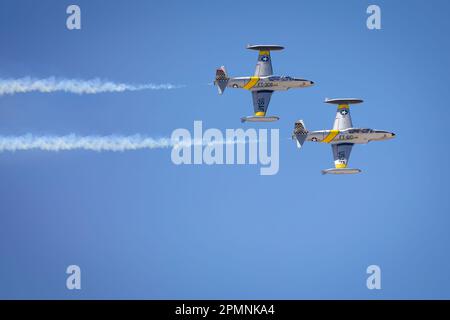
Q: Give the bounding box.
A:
[214,44,314,122]
[292,98,395,174]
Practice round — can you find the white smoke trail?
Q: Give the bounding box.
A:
[0,134,252,152]
[0,134,172,152]
[0,77,184,95]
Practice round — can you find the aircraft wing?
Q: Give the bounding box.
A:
[247,45,284,77]
[325,98,363,130]
[332,143,353,169]
[252,90,273,116]
[322,143,361,174]
[254,50,273,76]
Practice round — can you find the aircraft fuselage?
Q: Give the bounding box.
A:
[306,128,395,144]
[227,75,314,91]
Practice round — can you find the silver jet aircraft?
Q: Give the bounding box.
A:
[214,44,314,122]
[293,98,395,174]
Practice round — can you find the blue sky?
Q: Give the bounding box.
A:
[0,0,449,299]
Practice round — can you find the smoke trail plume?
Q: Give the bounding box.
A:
[0,77,183,95]
[0,134,172,152]
[0,134,251,153]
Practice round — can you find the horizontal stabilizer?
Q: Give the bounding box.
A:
[321,168,362,175]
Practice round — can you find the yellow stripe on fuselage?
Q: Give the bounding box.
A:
[259,50,270,56]
[322,130,339,143]
[335,163,347,169]
[243,76,260,90]
[254,111,265,117]
[338,104,349,109]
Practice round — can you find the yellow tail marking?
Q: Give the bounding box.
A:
[338,104,349,110]
[335,163,347,169]
[259,50,270,56]
[322,130,339,143]
[254,111,265,117]
[243,76,260,90]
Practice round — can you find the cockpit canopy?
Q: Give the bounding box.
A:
[347,129,390,134]
[268,76,294,81]
[347,128,374,134]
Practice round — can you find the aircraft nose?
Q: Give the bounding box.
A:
[391,133,396,137]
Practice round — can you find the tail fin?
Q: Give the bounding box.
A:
[292,120,308,148]
[214,66,229,95]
